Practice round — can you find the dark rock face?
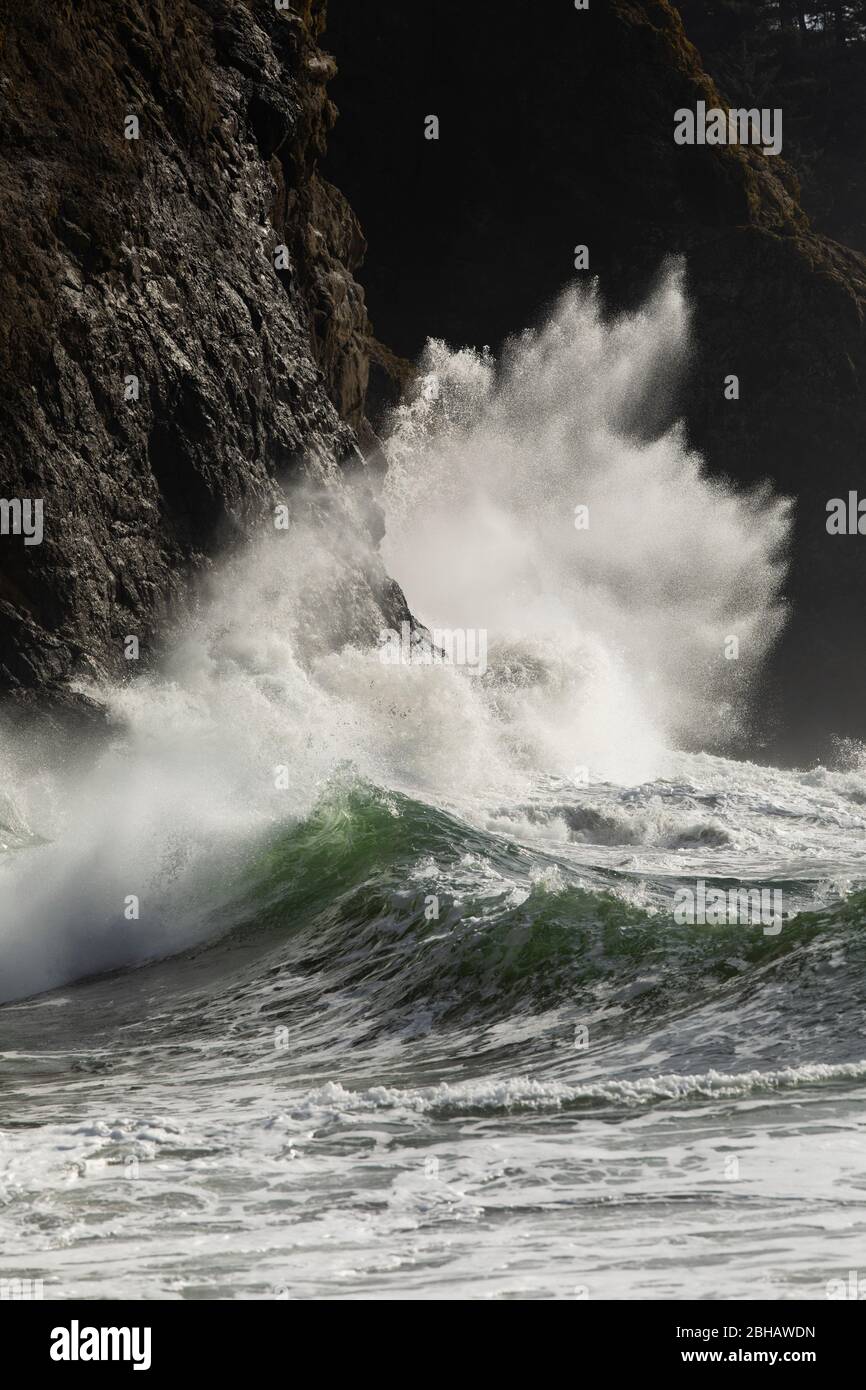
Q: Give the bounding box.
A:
[6,0,866,762]
[324,0,866,762]
[0,0,407,722]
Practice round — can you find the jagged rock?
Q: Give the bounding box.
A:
[0,0,409,721]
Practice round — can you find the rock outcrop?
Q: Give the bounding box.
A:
[0,0,407,724]
[6,0,866,760]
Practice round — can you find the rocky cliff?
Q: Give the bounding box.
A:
[324,0,866,761]
[5,0,866,760]
[0,0,407,725]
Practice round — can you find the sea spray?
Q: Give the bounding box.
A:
[0,269,793,1001]
[381,265,791,769]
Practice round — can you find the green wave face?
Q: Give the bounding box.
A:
[173,782,866,1072]
[4,778,865,1088]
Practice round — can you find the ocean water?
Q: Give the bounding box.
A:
[2,271,864,1301]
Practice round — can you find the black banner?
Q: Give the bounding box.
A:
[4,1300,859,1375]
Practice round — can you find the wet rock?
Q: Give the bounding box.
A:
[0,0,409,719]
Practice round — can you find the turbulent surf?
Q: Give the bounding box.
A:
[2,273,864,1300]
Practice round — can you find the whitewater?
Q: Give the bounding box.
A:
[2,268,865,1300]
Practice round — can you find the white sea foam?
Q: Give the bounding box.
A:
[382,265,791,772]
[285,1060,866,1119]
[0,270,796,1001]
